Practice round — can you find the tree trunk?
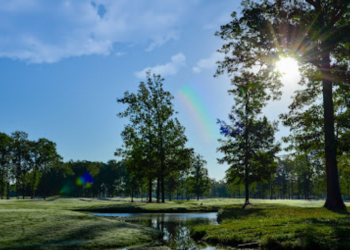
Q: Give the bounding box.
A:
[243,91,250,208]
[43,177,46,200]
[160,128,165,203]
[156,177,160,203]
[6,182,10,199]
[322,66,346,210]
[148,178,152,202]
[22,178,25,199]
[31,167,37,199]
[161,176,165,203]
[16,177,19,199]
[0,177,3,199]
[131,187,134,203]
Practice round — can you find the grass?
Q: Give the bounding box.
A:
[0,198,163,250]
[0,197,241,213]
[1,197,350,249]
[0,197,328,212]
[191,204,350,249]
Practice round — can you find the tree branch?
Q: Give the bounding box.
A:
[305,0,317,8]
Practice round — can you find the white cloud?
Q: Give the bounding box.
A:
[193,52,224,73]
[0,0,196,63]
[135,53,186,79]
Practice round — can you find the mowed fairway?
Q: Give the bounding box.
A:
[1,198,349,249]
[0,197,164,250]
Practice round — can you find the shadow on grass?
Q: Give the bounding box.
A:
[217,206,266,223]
[74,202,219,213]
[261,215,350,249]
[44,197,61,202]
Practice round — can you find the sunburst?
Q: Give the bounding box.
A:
[276,57,299,80]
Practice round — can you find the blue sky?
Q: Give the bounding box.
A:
[0,0,301,180]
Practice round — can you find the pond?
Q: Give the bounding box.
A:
[92,212,228,250]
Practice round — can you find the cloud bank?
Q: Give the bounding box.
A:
[0,0,195,63]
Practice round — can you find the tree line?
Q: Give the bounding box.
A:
[0,130,211,201]
[0,131,60,199]
[1,127,350,202]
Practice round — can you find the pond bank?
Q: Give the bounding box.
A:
[76,205,220,213]
[72,199,228,213]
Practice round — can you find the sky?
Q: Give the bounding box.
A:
[0,0,301,180]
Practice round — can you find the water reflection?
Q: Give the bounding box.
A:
[92,213,225,250]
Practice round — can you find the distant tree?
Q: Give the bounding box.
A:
[187,154,211,201]
[95,160,120,197]
[338,153,350,199]
[28,140,40,199]
[0,133,13,199]
[11,131,31,199]
[275,156,294,199]
[44,161,73,197]
[35,139,61,199]
[165,173,179,201]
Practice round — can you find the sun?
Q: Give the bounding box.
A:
[275,57,299,79]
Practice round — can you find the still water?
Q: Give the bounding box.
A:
[92,212,228,250]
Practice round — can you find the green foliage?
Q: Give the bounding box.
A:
[186,154,211,200]
[0,132,13,199]
[116,72,191,202]
[217,71,280,204]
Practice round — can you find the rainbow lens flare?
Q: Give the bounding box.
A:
[178,84,217,141]
[59,185,70,195]
[75,171,94,189]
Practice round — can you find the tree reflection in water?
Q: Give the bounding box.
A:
[118,213,224,250]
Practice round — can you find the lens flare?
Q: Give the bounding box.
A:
[75,176,85,186]
[83,172,93,183]
[75,171,94,189]
[178,84,217,141]
[59,185,70,195]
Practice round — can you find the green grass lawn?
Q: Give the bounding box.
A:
[1,197,350,249]
[0,198,164,250]
[0,197,331,212]
[191,203,350,249]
